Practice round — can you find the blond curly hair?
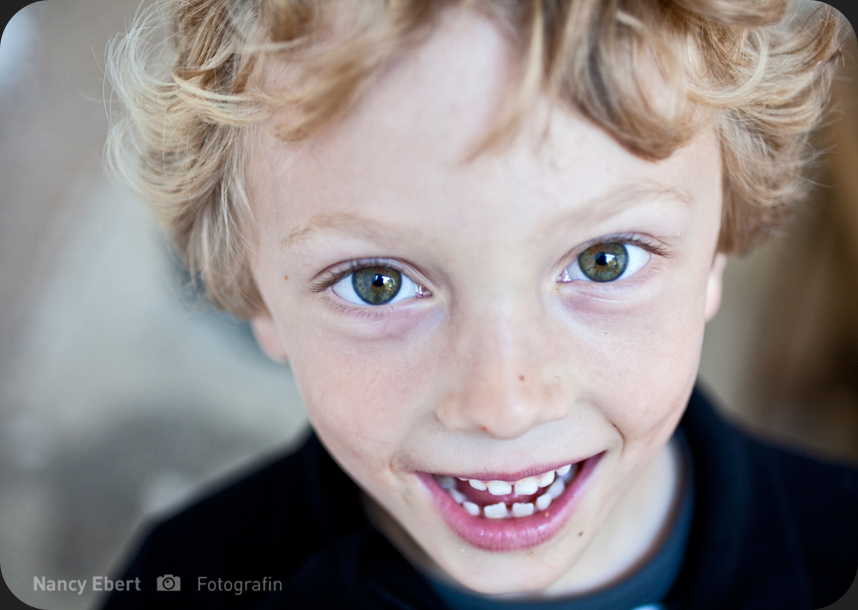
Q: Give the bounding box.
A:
[106,0,844,318]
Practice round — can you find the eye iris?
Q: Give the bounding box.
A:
[578,243,629,282]
[352,267,402,304]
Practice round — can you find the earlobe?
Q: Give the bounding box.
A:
[704,253,728,322]
[250,314,289,363]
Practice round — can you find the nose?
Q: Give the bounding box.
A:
[435,300,574,439]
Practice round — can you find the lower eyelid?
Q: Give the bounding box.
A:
[321,295,408,321]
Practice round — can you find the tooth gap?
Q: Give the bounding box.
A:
[441,469,571,517]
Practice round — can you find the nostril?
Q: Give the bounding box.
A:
[435,377,565,438]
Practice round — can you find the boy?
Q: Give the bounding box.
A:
[102,0,857,608]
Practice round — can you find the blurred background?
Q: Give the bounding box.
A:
[0,1,856,608]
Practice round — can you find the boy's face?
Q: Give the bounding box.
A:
[248,9,725,596]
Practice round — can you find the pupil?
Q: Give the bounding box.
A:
[372,274,387,287]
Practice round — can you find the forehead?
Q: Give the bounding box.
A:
[247,8,719,244]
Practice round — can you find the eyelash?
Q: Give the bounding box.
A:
[311,234,670,303]
[560,233,670,282]
[581,234,669,259]
[310,258,418,294]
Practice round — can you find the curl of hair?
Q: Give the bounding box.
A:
[106,0,844,318]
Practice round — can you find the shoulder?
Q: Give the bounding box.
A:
[141,439,306,563]
[101,431,368,609]
[751,433,858,604]
[677,387,858,609]
[125,434,313,575]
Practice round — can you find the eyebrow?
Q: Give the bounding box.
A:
[583,182,695,216]
[280,211,397,250]
[279,182,695,250]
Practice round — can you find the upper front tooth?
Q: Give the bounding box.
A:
[468,479,487,491]
[514,477,539,495]
[487,480,512,495]
[556,464,572,476]
[537,470,556,487]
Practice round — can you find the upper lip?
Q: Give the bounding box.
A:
[427,454,596,482]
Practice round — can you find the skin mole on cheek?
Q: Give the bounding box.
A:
[579,531,584,537]
[519,375,525,381]
[481,426,488,432]
[284,275,289,281]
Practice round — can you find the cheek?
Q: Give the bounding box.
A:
[286,332,430,476]
[569,283,705,442]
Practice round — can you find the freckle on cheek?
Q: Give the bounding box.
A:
[519,375,525,381]
[284,275,289,281]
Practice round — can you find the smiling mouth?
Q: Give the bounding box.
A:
[433,464,578,519]
[418,453,602,552]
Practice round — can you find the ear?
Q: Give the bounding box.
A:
[250,313,288,363]
[704,252,728,323]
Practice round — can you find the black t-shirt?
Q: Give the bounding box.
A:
[101,387,858,609]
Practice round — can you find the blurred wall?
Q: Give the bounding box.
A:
[0,3,309,609]
[698,31,858,461]
[0,2,856,609]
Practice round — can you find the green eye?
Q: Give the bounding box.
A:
[352,267,402,304]
[578,243,629,282]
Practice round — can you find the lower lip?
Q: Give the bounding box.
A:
[417,454,604,553]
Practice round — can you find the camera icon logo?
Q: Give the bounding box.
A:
[156,575,181,592]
